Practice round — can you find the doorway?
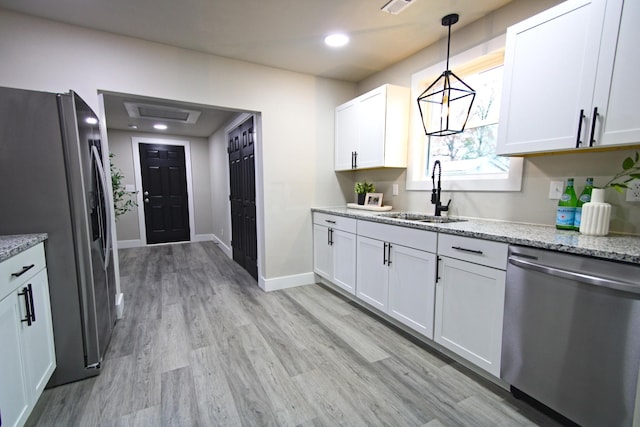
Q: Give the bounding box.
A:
[132,137,196,245]
[228,116,258,279]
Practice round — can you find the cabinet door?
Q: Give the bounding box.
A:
[356,87,386,169]
[435,257,506,377]
[388,245,436,339]
[356,236,388,311]
[21,269,56,403]
[332,229,357,295]
[313,224,333,280]
[497,0,608,155]
[594,0,640,147]
[0,294,30,427]
[335,101,359,171]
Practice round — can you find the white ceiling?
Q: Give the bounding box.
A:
[0,0,513,137]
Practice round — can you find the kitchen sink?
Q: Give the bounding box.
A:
[376,212,466,223]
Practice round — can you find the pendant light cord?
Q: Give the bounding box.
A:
[446,23,451,71]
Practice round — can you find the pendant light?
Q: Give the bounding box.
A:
[417,13,475,137]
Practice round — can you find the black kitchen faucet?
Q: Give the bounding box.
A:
[431,160,451,216]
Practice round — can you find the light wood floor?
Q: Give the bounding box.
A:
[27,242,561,426]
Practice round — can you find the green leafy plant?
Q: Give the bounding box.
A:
[600,152,640,192]
[354,181,375,194]
[110,153,138,219]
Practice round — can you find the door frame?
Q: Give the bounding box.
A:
[131,137,196,245]
[224,112,265,286]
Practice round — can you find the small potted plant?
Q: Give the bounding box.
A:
[354,181,375,205]
[580,151,639,235]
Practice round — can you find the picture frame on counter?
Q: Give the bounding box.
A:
[365,192,383,207]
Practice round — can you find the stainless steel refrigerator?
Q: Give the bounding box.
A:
[0,86,116,386]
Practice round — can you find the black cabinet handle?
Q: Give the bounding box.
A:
[387,243,392,265]
[18,284,34,326]
[330,228,334,246]
[436,256,441,283]
[325,220,336,224]
[327,228,331,246]
[575,109,585,148]
[354,152,358,169]
[451,246,484,255]
[383,242,388,265]
[589,106,599,147]
[28,284,35,323]
[11,264,35,278]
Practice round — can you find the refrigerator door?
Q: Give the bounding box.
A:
[58,92,115,368]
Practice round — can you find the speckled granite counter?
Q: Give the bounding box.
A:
[312,207,640,264]
[0,234,48,263]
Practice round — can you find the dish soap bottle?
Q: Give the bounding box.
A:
[556,178,578,230]
[573,177,593,230]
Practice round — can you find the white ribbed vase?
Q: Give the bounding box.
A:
[579,188,611,236]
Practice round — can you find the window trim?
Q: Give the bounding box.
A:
[407,34,523,192]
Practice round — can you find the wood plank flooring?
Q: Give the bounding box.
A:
[27,242,561,426]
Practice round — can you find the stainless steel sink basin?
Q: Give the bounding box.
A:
[376,212,466,223]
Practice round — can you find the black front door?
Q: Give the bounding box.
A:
[228,117,258,279]
[139,143,190,244]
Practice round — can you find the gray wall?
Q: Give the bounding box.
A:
[347,0,640,235]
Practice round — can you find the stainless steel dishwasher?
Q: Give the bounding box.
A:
[502,245,640,427]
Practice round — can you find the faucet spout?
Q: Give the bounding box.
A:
[431,160,449,216]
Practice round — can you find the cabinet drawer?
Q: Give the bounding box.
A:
[438,234,507,270]
[357,220,437,253]
[313,213,357,234]
[0,243,46,300]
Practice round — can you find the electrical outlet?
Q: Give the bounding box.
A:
[626,181,640,202]
[549,181,564,199]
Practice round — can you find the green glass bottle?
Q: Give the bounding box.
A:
[573,177,594,230]
[556,178,578,230]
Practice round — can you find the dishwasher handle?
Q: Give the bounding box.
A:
[508,255,640,296]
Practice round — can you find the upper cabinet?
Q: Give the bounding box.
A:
[335,84,410,171]
[497,0,640,155]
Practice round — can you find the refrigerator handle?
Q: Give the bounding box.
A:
[92,146,112,270]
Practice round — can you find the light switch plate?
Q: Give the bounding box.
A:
[549,181,563,199]
[392,183,399,196]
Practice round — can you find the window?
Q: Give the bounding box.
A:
[408,36,523,192]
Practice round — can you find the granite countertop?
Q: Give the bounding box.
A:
[312,207,640,264]
[0,234,48,263]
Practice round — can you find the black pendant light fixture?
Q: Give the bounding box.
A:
[417,13,476,137]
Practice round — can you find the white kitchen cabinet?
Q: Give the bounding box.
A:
[313,213,357,295]
[335,84,410,171]
[435,234,507,377]
[356,221,437,338]
[0,242,56,427]
[497,0,631,155]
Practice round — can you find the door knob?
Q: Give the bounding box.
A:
[144,191,149,196]
[144,198,149,203]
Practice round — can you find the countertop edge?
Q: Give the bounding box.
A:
[312,207,640,264]
[0,233,49,263]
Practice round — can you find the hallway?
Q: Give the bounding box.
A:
[27,242,559,426]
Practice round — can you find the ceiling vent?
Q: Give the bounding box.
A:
[381,0,415,15]
[124,102,202,124]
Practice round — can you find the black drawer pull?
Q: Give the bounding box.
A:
[451,246,483,255]
[325,220,336,224]
[11,264,35,278]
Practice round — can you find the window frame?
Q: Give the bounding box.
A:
[407,34,523,192]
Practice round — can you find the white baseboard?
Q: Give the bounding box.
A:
[115,293,124,319]
[211,234,233,259]
[118,239,143,248]
[193,233,214,242]
[259,272,315,292]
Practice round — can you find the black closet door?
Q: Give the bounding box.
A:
[228,117,257,279]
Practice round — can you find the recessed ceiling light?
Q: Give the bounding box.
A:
[85,117,98,125]
[324,33,349,48]
[153,123,168,130]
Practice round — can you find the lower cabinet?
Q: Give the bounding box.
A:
[435,235,507,377]
[356,221,437,338]
[0,243,56,427]
[313,213,357,295]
